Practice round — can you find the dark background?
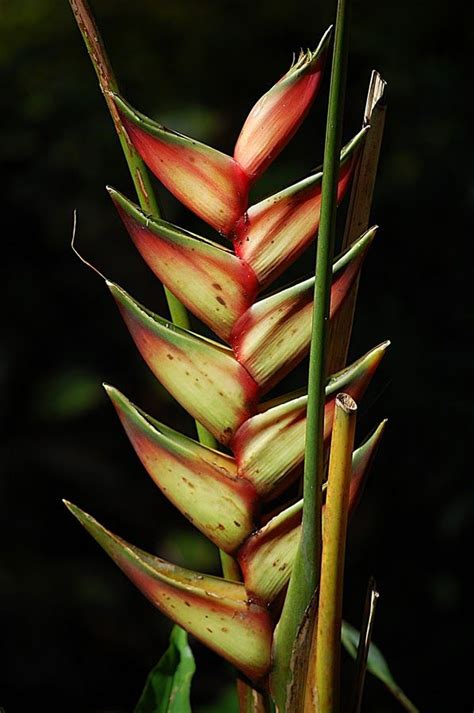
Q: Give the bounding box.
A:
[1,0,472,711]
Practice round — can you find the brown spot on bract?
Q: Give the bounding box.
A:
[184,601,191,607]
[207,627,213,633]
[234,521,241,527]
[216,296,226,306]
[212,283,223,291]
[221,627,228,632]
[166,353,174,360]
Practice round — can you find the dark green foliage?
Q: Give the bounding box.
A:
[135,626,195,713]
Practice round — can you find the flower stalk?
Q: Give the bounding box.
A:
[272,0,353,705]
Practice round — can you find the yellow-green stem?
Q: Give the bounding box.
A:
[312,393,357,712]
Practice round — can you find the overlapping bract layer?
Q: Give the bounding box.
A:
[69,34,388,682]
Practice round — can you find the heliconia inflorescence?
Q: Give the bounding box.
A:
[67,24,389,690]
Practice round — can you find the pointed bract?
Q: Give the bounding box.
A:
[105,386,259,552]
[232,342,389,496]
[109,188,258,341]
[64,502,272,680]
[108,282,259,445]
[238,422,386,603]
[238,499,302,605]
[233,128,369,287]
[112,94,249,234]
[231,228,376,391]
[234,29,331,181]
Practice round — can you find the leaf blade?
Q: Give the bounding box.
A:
[134,625,195,713]
[341,621,420,713]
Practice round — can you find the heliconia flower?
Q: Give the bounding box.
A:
[108,187,259,342]
[108,282,259,445]
[231,227,376,391]
[233,27,332,181]
[237,420,387,603]
[112,94,249,235]
[67,16,391,699]
[64,501,273,680]
[105,385,259,553]
[232,342,389,496]
[232,127,368,287]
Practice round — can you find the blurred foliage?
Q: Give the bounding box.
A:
[1,0,473,711]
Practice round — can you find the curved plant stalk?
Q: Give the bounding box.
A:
[308,393,357,712]
[271,0,352,705]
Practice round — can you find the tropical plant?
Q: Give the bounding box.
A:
[65,1,419,711]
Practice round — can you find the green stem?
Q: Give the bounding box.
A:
[69,0,189,327]
[312,394,357,712]
[271,0,351,707]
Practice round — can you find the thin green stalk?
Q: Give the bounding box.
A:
[271,0,351,707]
[69,0,188,326]
[312,393,357,712]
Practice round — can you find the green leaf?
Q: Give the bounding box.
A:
[135,625,195,713]
[342,621,420,712]
[195,684,239,713]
